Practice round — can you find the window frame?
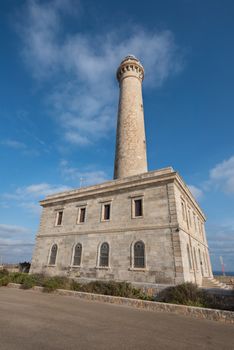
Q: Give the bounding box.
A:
[55,210,63,226]
[48,244,58,266]
[187,243,193,271]
[181,200,185,221]
[193,247,198,271]
[72,243,82,267]
[134,241,145,268]
[97,242,110,268]
[77,206,87,224]
[101,202,112,222]
[193,212,197,232]
[130,240,147,271]
[187,207,192,228]
[131,196,144,219]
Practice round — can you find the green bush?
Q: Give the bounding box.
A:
[203,293,234,312]
[20,275,38,289]
[0,276,10,286]
[31,274,46,287]
[9,272,28,284]
[155,282,234,311]
[70,280,82,291]
[155,282,207,307]
[70,280,152,300]
[0,269,9,278]
[42,276,71,293]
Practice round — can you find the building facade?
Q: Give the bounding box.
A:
[30,56,213,286]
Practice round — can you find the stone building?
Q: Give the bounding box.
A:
[30,55,213,287]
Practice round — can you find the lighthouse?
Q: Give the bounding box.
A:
[114,55,148,179]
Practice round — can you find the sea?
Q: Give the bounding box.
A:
[213,271,234,276]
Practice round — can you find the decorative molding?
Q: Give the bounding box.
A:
[36,223,178,239]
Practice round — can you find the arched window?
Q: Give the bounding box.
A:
[49,244,58,265]
[134,241,145,268]
[99,242,109,267]
[73,243,82,266]
[187,244,192,270]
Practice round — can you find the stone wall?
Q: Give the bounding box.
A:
[31,169,212,287]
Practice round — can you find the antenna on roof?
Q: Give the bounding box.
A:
[80,177,85,188]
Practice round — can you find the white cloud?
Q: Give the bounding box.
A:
[0,224,30,237]
[60,160,109,186]
[21,183,71,197]
[1,139,26,149]
[0,224,34,263]
[4,183,71,200]
[188,155,234,200]
[188,185,203,201]
[0,240,34,264]
[17,0,183,146]
[2,183,71,215]
[209,155,234,194]
[206,224,234,271]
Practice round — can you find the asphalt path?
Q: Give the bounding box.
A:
[0,288,233,350]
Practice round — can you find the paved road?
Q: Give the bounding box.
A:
[0,288,233,350]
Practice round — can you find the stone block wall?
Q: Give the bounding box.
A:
[30,169,212,286]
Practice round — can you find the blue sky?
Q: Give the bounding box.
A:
[0,0,234,272]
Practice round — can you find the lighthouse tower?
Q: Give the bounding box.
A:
[114,55,148,179]
[30,55,213,289]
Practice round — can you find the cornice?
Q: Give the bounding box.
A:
[40,167,175,206]
[36,222,179,238]
[174,173,206,220]
[39,167,206,223]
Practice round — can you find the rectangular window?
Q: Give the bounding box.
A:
[101,202,111,221]
[198,219,201,235]
[187,244,192,270]
[181,200,186,221]
[56,211,63,226]
[79,207,86,223]
[188,208,192,227]
[134,199,143,217]
[104,204,110,220]
[201,223,205,241]
[193,213,197,232]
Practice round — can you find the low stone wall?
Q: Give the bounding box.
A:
[6,283,234,324]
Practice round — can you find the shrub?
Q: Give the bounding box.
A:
[202,293,234,312]
[9,272,28,284]
[0,269,9,278]
[72,280,152,300]
[70,280,82,291]
[31,274,46,287]
[0,276,10,286]
[155,282,207,307]
[20,275,38,289]
[42,276,71,293]
[155,282,234,311]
